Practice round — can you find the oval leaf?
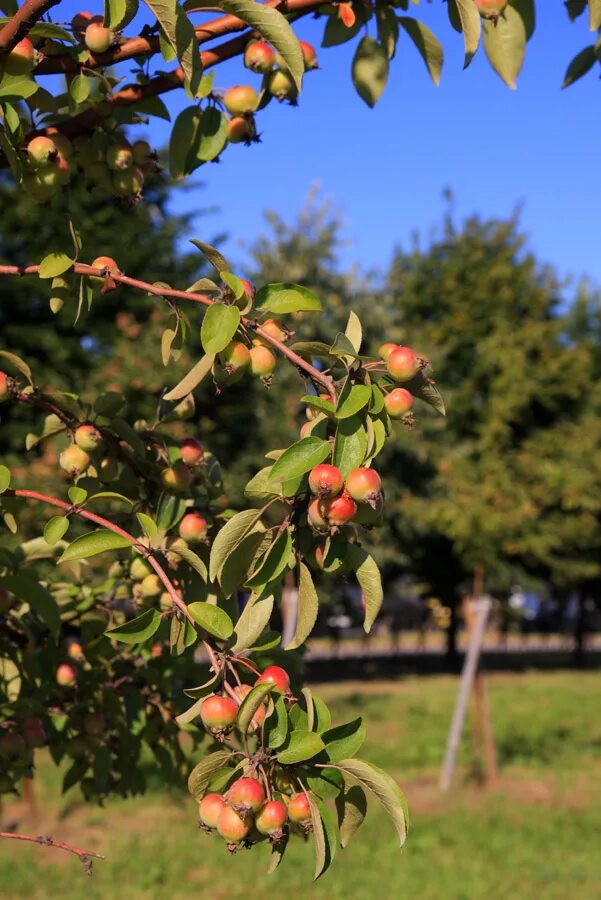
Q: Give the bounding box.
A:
[43,515,69,546]
[336,383,371,420]
[237,681,273,734]
[231,592,274,652]
[58,529,133,562]
[336,784,367,848]
[352,36,389,107]
[144,0,201,95]
[322,717,366,763]
[277,730,325,765]
[482,6,526,88]
[346,544,383,633]
[0,574,60,638]
[105,607,162,644]
[200,303,240,353]
[187,601,233,640]
[256,283,322,314]
[285,562,318,650]
[38,252,73,279]
[336,758,409,846]
[333,415,368,477]
[398,16,444,85]
[269,437,330,483]
[163,353,216,401]
[0,465,10,494]
[188,749,233,799]
[209,509,263,582]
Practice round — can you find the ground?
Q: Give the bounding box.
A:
[1,671,600,899]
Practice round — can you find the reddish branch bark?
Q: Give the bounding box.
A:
[0,0,60,53]
[0,264,337,401]
[0,830,104,873]
[5,487,194,623]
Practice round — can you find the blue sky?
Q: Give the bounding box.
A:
[59,3,601,285]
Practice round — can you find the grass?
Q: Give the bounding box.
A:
[1,671,600,899]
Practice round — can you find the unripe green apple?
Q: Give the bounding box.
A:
[227,116,256,144]
[112,166,144,197]
[23,173,56,203]
[59,444,91,476]
[140,573,162,598]
[35,156,71,188]
[72,11,101,35]
[220,341,251,373]
[249,345,276,377]
[268,69,298,102]
[5,38,35,75]
[130,557,153,580]
[160,462,192,493]
[131,139,153,166]
[106,140,133,171]
[27,136,58,168]
[84,22,114,53]
[223,85,259,116]
[75,423,103,451]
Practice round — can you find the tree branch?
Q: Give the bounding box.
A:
[0,831,104,874]
[34,0,325,74]
[0,264,337,400]
[4,487,194,623]
[0,0,60,53]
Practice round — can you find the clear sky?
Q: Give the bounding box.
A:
[59,3,601,285]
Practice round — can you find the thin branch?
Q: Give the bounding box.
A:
[0,0,60,53]
[0,831,104,874]
[5,488,194,623]
[0,264,337,399]
[34,0,325,75]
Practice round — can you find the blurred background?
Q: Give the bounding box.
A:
[2,4,601,895]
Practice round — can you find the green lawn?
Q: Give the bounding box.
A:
[2,671,600,899]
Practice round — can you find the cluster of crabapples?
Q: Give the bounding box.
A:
[217,315,290,383]
[197,666,312,850]
[223,39,318,146]
[22,130,156,204]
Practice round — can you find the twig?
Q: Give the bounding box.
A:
[0,831,104,874]
[0,0,60,53]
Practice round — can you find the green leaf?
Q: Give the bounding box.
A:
[218,0,304,90]
[307,767,344,800]
[43,515,69,546]
[221,528,266,597]
[167,542,208,580]
[246,528,292,588]
[269,437,330,483]
[188,749,233,799]
[322,717,366,763]
[300,394,336,418]
[38,253,73,279]
[277,730,325,765]
[169,106,200,178]
[231,593,274,652]
[308,795,337,879]
[267,832,288,874]
[189,239,231,274]
[135,95,171,120]
[104,0,138,29]
[156,493,186,531]
[0,350,32,383]
[69,73,90,103]
[302,685,315,731]
[200,303,240,353]
[163,353,216,401]
[453,0,481,67]
[0,465,10,493]
[0,72,39,100]
[209,509,263,582]
[333,415,368,477]
[346,544,383,632]
[143,0,201,94]
[352,36,389,108]
[244,467,281,502]
[312,695,332,733]
[336,784,367,848]
[105,608,162,644]
[512,0,535,39]
[256,283,322,314]
[136,512,158,539]
[195,106,228,162]
[264,694,288,749]
[336,383,371,420]
[344,310,362,354]
[187,601,233,640]
[398,17,444,86]
[0,574,60,638]
[483,5,527,88]
[58,529,133,562]
[562,45,596,87]
[376,4,398,59]
[237,681,273,733]
[175,696,204,726]
[67,486,87,505]
[285,562,318,650]
[336,758,409,846]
